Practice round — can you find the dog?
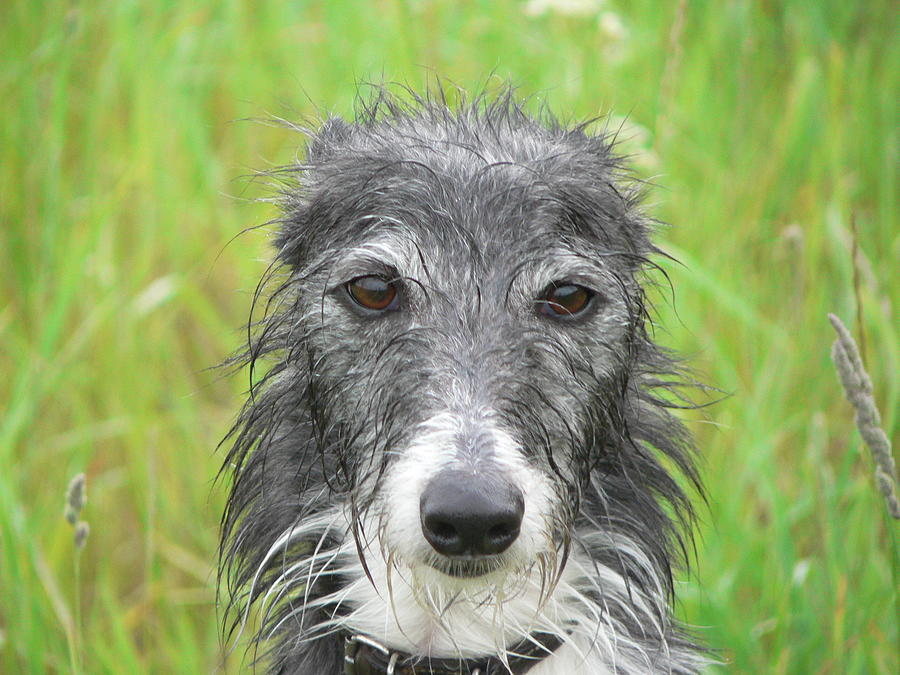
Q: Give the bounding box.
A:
[219,85,708,674]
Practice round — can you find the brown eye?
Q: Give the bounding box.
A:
[540,283,592,318]
[346,275,399,311]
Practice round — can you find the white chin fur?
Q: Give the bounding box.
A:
[331,508,656,674]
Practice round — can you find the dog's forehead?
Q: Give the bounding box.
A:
[330,205,569,302]
[330,159,596,272]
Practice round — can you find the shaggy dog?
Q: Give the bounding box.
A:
[219,85,707,674]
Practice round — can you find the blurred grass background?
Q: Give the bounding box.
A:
[1,0,897,672]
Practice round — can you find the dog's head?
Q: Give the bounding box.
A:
[221,86,702,670]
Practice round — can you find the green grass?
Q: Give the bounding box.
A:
[1,0,896,672]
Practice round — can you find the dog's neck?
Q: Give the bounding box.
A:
[342,630,562,675]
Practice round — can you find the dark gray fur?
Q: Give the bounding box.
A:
[219,84,707,673]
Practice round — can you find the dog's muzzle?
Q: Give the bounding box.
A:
[343,632,562,675]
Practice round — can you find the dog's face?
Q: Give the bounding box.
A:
[223,92,702,672]
[278,111,649,585]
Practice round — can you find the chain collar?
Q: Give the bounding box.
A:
[342,631,562,675]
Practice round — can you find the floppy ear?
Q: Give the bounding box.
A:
[306,116,353,164]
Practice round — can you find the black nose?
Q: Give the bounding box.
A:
[420,470,525,557]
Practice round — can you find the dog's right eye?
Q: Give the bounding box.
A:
[346,275,399,312]
[539,283,593,319]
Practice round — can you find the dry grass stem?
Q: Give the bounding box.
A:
[63,472,89,674]
[657,0,688,145]
[849,215,868,364]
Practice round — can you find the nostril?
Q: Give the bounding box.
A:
[487,523,514,541]
[431,521,457,540]
[483,516,521,552]
[422,514,466,556]
[427,518,460,543]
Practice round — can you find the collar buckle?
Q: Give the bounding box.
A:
[344,633,400,675]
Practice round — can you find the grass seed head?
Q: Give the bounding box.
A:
[66,473,87,516]
[74,521,91,550]
[829,314,900,519]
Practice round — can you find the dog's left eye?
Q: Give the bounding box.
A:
[346,275,400,312]
[539,283,593,319]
